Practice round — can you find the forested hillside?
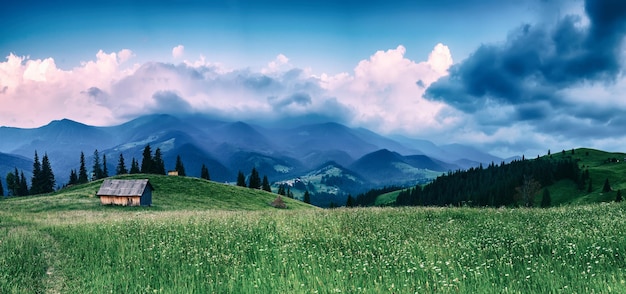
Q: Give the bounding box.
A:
[376,148,626,208]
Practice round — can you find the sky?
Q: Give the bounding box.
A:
[1,0,625,158]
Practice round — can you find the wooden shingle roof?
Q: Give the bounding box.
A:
[96,179,153,197]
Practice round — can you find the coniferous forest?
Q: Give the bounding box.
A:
[394,156,583,207]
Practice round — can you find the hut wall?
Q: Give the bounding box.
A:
[99,195,141,206]
[140,189,152,206]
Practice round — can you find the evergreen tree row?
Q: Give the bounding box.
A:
[5,168,29,196]
[236,167,272,193]
[4,151,56,197]
[395,156,583,207]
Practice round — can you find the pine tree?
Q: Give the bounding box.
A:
[616,190,623,202]
[587,178,592,193]
[303,190,311,204]
[200,164,210,180]
[92,149,103,180]
[277,184,286,196]
[236,171,247,187]
[346,195,354,207]
[78,152,89,184]
[31,151,42,195]
[130,158,140,174]
[141,145,153,174]
[175,155,186,176]
[153,148,165,175]
[603,178,611,192]
[40,153,55,193]
[18,171,29,196]
[102,154,108,178]
[116,153,128,175]
[287,187,293,199]
[248,167,261,189]
[261,175,272,192]
[68,169,78,185]
[540,189,551,208]
[0,177,3,197]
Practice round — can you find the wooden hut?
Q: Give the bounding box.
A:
[96,179,153,206]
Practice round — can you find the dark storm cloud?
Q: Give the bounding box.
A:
[426,0,626,113]
[425,0,626,144]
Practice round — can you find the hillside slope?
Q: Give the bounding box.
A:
[2,174,315,212]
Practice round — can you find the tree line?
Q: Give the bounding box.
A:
[4,151,56,197]
[393,156,585,208]
[3,144,214,197]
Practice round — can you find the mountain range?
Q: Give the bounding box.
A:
[0,114,505,204]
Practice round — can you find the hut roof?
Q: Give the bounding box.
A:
[96,179,154,197]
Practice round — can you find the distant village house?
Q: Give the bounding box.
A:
[96,179,154,206]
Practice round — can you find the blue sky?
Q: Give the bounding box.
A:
[2,0,626,157]
[1,0,543,72]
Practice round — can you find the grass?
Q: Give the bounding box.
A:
[374,190,401,206]
[1,173,626,292]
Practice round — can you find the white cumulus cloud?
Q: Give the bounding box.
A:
[172,45,185,59]
[0,44,458,143]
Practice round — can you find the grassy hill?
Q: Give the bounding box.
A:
[375,148,626,206]
[526,148,626,205]
[1,174,315,213]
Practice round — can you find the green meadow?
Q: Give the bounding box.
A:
[1,174,626,293]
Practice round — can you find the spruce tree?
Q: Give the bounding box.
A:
[616,190,623,202]
[603,178,611,192]
[587,179,592,193]
[540,189,551,208]
[153,148,165,175]
[40,153,55,193]
[248,167,261,189]
[102,154,108,178]
[175,155,186,176]
[116,153,128,175]
[200,164,210,180]
[236,171,247,187]
[78,152,89,184]
[277,184,286,196]
[18,171,29,196]
[346,195,354,207]
[141,145,153,174]
[130,158,140,174]
[0,177,3,197]
[261,175,272,192]
[31,151,42,195]
[303,190,311,204]
[68,169,78,186]
[92,149,103,180]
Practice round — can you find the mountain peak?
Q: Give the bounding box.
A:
[45,118,89,129]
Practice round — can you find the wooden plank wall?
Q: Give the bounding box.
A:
[99,196,141,206]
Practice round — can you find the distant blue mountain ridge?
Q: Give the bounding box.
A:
[0,114,504,198]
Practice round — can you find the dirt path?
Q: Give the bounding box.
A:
[39,230,67,294]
